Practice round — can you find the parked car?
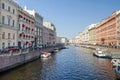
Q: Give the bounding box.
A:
[6,46,20,52]
[37,45,43,48]
[34,45,42,49]
[1,49,9,53]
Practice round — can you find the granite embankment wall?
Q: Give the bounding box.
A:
[0,46,62,73]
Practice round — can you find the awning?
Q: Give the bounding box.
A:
[26,27,28,29]
[22,24,25,27]
[32,29,34,31]
[24,41,32,45]
[18,14,22,18]
[19,33,22,36]
[23,34,25,37]
[24,17,26,20]
[26,35,28,37]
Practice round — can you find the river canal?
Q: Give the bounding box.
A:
[0,46,117,80]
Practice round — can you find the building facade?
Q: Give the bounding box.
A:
[96,11,119,47]
[34,12,43,46]
[116,11,120,48]
[0,0,18,49]
[43,22,56,45]
[17,6,35,48]
[56,37,68,46]
[88,24,96,45]
[42,26,49,46]
[82,28,89,44]
[24,7,44,47]
[0,0,58,50]
[74,32,83,44]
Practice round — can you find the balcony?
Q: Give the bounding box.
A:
[1,24,17,30]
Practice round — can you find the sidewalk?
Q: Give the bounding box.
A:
[81,45,120,52]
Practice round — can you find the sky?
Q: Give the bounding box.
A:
[14,0,120,39]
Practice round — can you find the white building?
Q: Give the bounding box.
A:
[74,32,83,44]
[17,6,35,48]
[0,0,18,49]
[56,37,68,46]
[24,7,44,46]
[82,29,89,44]
[73,24,97,45]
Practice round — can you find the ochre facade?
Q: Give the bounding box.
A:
[96,12,117,47]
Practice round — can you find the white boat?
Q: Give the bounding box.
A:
[41,52,51,58]
[93,48,108,58]
[111,59,120,68]
[52,48,59,53]
[54,49,59,53]
[114,65,120,79]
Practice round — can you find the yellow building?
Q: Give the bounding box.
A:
[88,24,96,45]
[0,0,18,49]
[74,32,83,44]
[43,22,56,45]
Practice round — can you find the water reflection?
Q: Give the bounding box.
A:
[0,46,118,80]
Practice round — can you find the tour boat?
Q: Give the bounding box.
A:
[41,51,51,58]
[93,48,108,58]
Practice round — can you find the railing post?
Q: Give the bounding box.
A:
[27,48,29,53]
[20,49,22,54]
[10,51,13,56]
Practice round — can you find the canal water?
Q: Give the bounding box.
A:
[0,46,117,80]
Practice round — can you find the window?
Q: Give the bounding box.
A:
[2,43,5,49]
[13,43,15,46]
[8,17,11,25]
[8,6,11,12]
[13,33,15,39]
[2,3,5,9]
[8,43,10,47]
[8,33,10,39]
[18,24,20,31]
[2,16,5,24]
[12,20,15,27]
[2,32,5,39]
[13,9,14,14]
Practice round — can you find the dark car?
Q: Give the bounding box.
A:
[0,49,9,53]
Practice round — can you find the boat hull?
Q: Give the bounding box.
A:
[115,72,120,79]
[111,59,120,68]
[114,66,120,79]
[93,52,108,58]
[41,52,51,58]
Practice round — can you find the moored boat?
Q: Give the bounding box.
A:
[52,48,59,53]
[111,59,120,68]
[93,48,108,58]
[114,65,120,79]
[53,49,59,53]
[41,51,51,58]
